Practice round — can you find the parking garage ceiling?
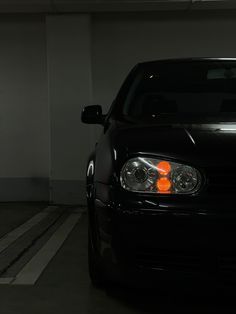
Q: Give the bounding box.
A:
[0,0,235,13]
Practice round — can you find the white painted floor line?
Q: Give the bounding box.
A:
[0,206,57,254]
[0,277,14,285]
[12,213,81,285]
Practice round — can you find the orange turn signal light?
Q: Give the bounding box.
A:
[157,161,171,176]
[157,177,172,193]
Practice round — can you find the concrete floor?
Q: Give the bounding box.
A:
[0,203,235,314]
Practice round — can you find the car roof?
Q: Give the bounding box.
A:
[138,57,236,67]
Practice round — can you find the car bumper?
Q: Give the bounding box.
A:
[93,183,236,285]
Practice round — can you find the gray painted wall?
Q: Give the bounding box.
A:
[46,15,93,204]
[0,16,49,201]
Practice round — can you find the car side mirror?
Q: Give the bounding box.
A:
[81,105,105,125]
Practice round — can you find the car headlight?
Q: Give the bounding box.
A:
[120,157,201,194]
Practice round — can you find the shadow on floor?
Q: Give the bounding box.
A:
[95,280,236,313]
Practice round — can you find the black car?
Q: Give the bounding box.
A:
[82,58,236,287]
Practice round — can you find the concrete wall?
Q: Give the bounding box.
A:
[46,15,93,204]
[0,16,49,201]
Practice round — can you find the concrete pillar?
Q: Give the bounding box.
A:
[46,14,93,204]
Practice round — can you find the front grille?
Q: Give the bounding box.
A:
[205,166,236,194]
[218,255,236,273]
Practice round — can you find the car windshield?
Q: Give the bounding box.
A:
[122,60,236,122]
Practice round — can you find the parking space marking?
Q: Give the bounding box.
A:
[12,213,81,285]
[0,277,14,284]
[0,207,57,254]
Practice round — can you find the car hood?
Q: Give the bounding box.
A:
[113,123,236,167]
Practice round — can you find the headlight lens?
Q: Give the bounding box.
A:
[120,157,201,194]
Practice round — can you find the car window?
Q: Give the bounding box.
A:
[123,61,236,119]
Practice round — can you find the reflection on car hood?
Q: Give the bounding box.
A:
[114,123,236,167]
